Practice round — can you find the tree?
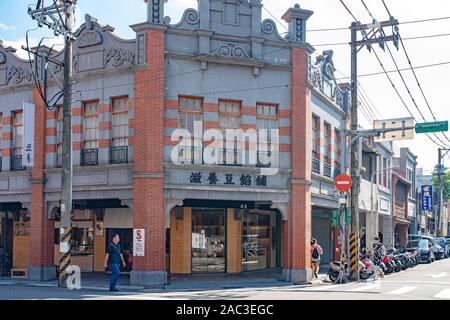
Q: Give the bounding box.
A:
[432,169,450,201]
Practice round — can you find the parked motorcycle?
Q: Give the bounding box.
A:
[382,255,395,274]
[327,260,370,283]
[387,249,404,272]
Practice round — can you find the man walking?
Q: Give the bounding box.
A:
[104,233,126,292]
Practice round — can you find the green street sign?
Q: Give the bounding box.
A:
[415,121,449,134]
[330,211,339,227]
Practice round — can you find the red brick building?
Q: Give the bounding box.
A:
[0,1,348,287]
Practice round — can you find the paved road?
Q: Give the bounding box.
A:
[1,258,450,300]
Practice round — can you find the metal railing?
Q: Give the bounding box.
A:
[323,162,332,178]
[334,167,341,178]
[312,157,320,174]
[257,151,272,168]
[81,148,98,166]
[10,155,25,171]
[109,146,128,164]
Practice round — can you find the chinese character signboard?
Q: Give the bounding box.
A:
[189,172,268,187]
[421,185,433,211]
[22,102,35,167]
[133,229,145,257]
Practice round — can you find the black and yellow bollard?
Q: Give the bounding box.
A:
[59,227,72,287]
[349,233,359,279]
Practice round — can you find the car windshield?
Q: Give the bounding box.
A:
[406,240,420,248]
[436,238,446,246]
[417,240,428,248]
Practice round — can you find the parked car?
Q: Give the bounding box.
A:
[446,237,450,257]
[435,237,448,259]
[420,236,445,260]
[407,239,434,263]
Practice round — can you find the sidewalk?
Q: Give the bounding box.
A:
[0,269,329,292]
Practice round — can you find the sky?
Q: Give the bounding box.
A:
[1,0,450,173]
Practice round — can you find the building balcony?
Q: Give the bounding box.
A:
[312,157,320,175]
[10,155,26,171]
[81,148,99,166]
[394,204,407,219]
[323,162,332,178]
[109,146,128,164]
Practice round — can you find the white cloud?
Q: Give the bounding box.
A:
[0,22,15,31]
[1,37,64,59]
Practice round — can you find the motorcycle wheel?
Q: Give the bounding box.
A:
[360,270,370,280]
[395,262,402,272]
[328,273,338,282]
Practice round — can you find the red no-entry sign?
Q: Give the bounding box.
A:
[334,174,353,192]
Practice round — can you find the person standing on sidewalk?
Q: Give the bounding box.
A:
[371,237,386,280]
[104,233,126,291]
[311,238,323,279]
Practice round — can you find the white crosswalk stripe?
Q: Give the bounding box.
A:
[434,289,450,299]
[345,283,380,292]
[387,286,417,295]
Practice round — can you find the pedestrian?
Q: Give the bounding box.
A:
[372,237,386,280]
[311,238,323,279]
[104,233,126,292]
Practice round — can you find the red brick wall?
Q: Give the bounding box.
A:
[132,29,166,272]
[288,47,312,271]
[30,88,54,267]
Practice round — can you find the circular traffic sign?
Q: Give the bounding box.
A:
[334,174,353,192]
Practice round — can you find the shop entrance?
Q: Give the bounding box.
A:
[0,213,13,276]
[191,209,226,273]
[242,211,280,272]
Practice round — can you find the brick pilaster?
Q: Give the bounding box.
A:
[29,88,55,280]
[132,28,167,286]
[284,46,313,283]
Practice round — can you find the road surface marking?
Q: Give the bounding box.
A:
[434,289,450,299]
[346,283,380,292]
[430,272,447,279]
[387,286,417,295]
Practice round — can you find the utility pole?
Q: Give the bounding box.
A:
[348,18,400,281]
[349,22,360,281]
[59,0,75,288]
[28,0,76,288]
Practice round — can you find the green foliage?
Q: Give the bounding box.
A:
[432,169,450,201]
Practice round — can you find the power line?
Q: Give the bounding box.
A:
[358,82,383,118]
[312,32,450,47]
[307,16,450,32]
[339,0,359,22]
[360,0,449,148]
[336,60,450,80]
[372,43,447,148]
[340,0,447,149]
[361,0,375,20]
[381,1,450,145]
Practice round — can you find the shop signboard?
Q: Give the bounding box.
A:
[421,185,433,211]
[22,102,35,167]
[133,229,145,257]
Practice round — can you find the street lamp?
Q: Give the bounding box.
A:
[369,166,398,249]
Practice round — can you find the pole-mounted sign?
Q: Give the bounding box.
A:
[421,185,433,211]
[415,121,449,134]
[334,174,353,193]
